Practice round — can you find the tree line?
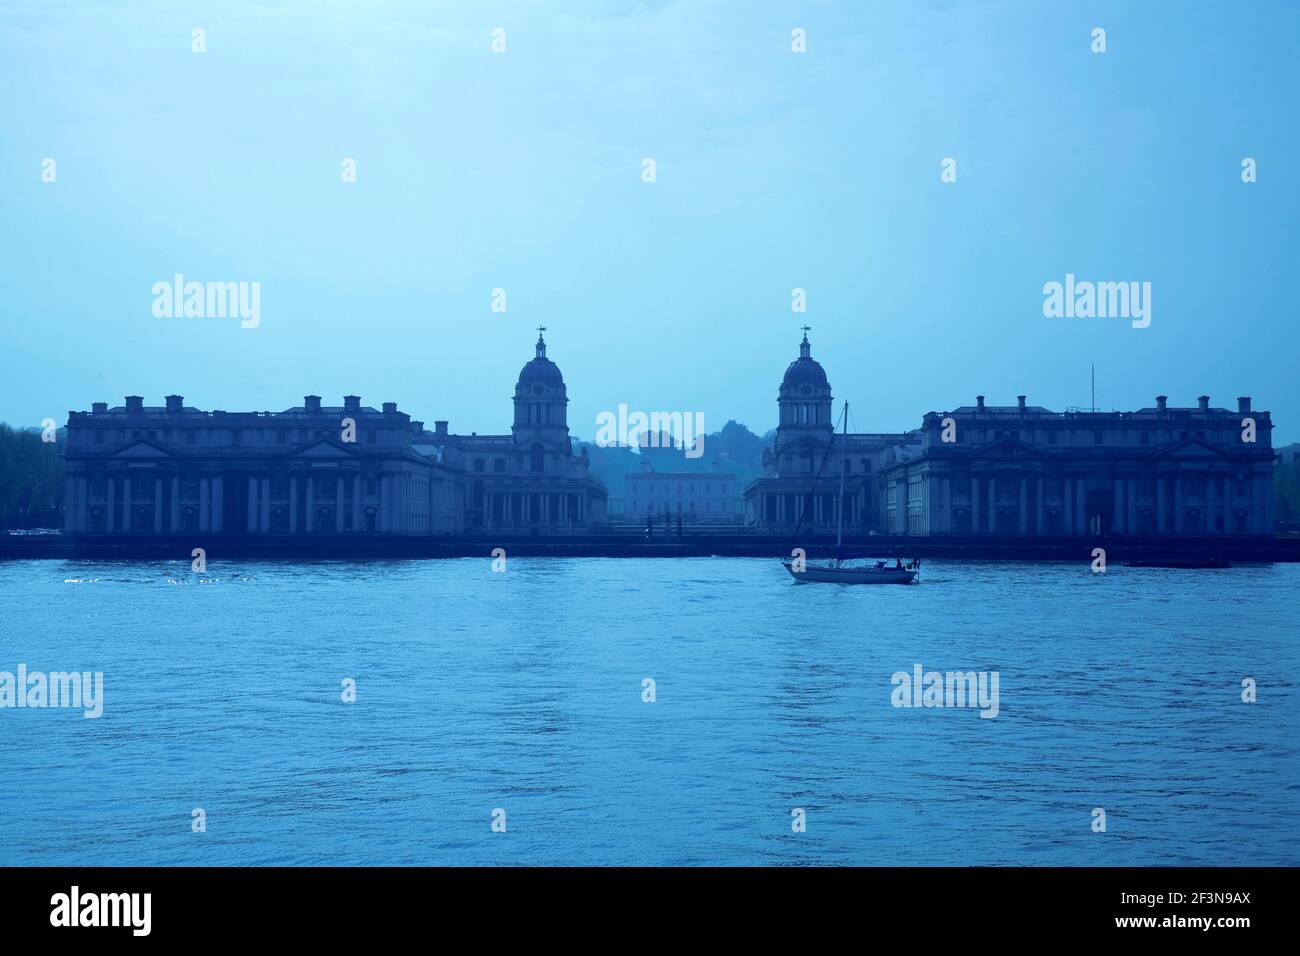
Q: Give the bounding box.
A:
[0,424,64,530]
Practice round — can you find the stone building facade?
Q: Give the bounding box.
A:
[744,334,1277,538]
[62,394,463,537]
[878,394,1276,537]
[61,333,607,537]
[742,332,910,534]
[419,331,607,532]
[624,462,741,523]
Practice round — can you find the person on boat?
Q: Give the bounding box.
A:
[894,558,903,569]
[875,560,886,570]
[645,516,653,538]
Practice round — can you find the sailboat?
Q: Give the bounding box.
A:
[781,400,918,585]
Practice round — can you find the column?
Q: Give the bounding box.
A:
[1252,474,1266,535]
[122,476,131,532]
[1036,476,1044,535]
[987,479,995,535]
[170,476,180,533]
[1076,477,1087,536]
[200,478,209,532]
[261,477,271,532]
[306,476,315,532]
[1156,476,1166,533]
[154,478,163,533]
[247,476,259,533]
[1173,475,1184,535]
[64,477,76,532]
[1064,478,1073,535]
[1216,476,1227,535]
[212,476,223,532]
[942,476,952,533]
[377,475,387,532]
[1111,477,1122,534]
[1127,477,1137,533]
[1201,476,1211,535]
[352,475,361,533]
[401,472,409,533]
[1018,477,1027,534]
[289,476,298,533]
[1265,473,1275,536]
[106,476,115,532]
[971,476,981,534]
[336,478,344,532]
[76,477,88,532]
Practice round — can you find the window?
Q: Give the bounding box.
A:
[530,444,545,473]
[474,459,485,472]
[1094,431,1103,445]
[277,431,287,444]
[1141,432,1150,445]
[494,458,505,473]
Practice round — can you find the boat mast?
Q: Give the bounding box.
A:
[836,400,847,561]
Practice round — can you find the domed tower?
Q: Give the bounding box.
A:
[778,328,833,432]
[512,327,571,470]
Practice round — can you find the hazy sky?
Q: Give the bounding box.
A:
[2,0,1296,442]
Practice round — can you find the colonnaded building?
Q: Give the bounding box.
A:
[61,332,607,537]
[743,333,1277,538]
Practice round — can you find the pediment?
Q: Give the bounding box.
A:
[295,439,357,458]
[1158,438,1229,459]
[975,438,1040,457]
[111,438,177,458]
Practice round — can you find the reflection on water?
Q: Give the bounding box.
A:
[0,557,1296,865]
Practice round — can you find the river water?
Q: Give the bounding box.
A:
[1,557,1296,865]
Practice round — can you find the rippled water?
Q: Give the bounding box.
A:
[0,557,1297,866]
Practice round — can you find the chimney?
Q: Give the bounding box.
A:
[382,402,397,414]
[344,395,361,412]
[304,395,322,413]
[410,420,424,433]
[92,402,107,414]
[165,394,183,412]
[1238,396,1251,414]
[1156,395,1167,411]
[1017,395,1026,412]
[125,395,143,412]
[435,420,448,437]
[976,395,985,412]
[1197,395,1210,411]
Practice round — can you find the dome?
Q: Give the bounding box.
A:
[781,332,828,390]
[782,357,828,389]
[517,331,565,389]
[518,357,564,388]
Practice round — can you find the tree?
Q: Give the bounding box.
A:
[0,423,64,529]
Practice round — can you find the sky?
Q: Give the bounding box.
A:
[1,0,1296,443]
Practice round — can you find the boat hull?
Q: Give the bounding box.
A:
[782,561,917,585]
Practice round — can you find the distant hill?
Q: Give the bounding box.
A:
[582,419,768,497]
